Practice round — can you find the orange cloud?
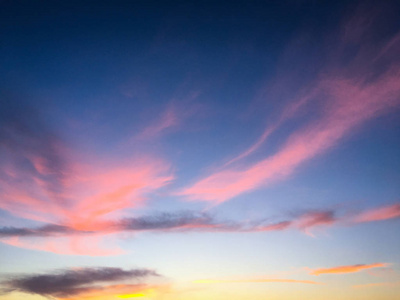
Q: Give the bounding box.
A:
[310,263,388,275]
[193,278,320,285]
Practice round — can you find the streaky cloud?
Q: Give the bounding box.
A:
[178,8,400,203]
[0,224,76,238]
[352,203,400,223]
[310,263,388,275]
[0,201,398,255]
[193,278,320,285]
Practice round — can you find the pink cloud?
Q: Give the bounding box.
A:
[178,30,400,203]
[1,201,398,254]
[137,95,201,140]
[352,203,400,223]
[292,211,336,236]
[0,158,173,228]
[0,154,173,254]
[139,106,179,138]
[2,235,124,256]
[224,94,312,167]
[64,160,173,231]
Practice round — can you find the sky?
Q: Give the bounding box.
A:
[0,0,400,299]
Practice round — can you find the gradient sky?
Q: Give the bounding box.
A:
[1,1,400,299]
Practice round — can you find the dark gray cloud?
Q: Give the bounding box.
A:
[2,203,395,241]
[0,224,78,238]
[0,211,234,238]
[117,211,236,232]
[0,209,334,239]
[2,267,159,298]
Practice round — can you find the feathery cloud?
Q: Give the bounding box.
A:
[178,9,400,203]
[310,263,388,276]
[193,278,320,285]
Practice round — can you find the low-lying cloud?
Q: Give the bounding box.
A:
[1,201,398,252]
[1,267,159,299]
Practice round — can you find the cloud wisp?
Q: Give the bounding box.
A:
[193,278,320,285]
[0,95,70,223]
[0,96,174,254]
[310,263,388,276]
[1,267,160,300]
[1,201,398,254]
[353,203,400,223]
[178,8,400,203]
[0,105,173,224]
[0,209,334,241]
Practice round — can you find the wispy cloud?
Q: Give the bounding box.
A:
[137,95,201,140]
[0,209,332,239]
[0,159,173,254]
[224,94,311,167]
[353,203,400,223]
[178,9,400,203]
[0,95,70,222]
[0,98,174,254]
[64,160,173,231]
[310,263,388,276]
[0,224,76,238]
[0,101,174,225]
[1,201,398,254]
[139,105,179,139]
[193,278,320,285]
[2,200,398,232]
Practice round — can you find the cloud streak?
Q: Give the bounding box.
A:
[0,209,332,239]
[193,278,320,285]
[310,263,388,276]
[353,203,400,223]
[1,200,398,255]
[178,10,400,203]
[1,200,399,240]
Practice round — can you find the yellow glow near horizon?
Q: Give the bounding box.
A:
[193,278,320,284]
[118,289,155,299]
[117,293,146,298]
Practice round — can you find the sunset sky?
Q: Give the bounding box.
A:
[0,1,400,299]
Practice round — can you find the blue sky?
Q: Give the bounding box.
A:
[0,1,400,299]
